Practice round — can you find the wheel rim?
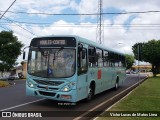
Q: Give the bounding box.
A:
[115,82,118,89]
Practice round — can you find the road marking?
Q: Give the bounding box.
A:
[0,98,45,111]
[74,76,147,120]
[93,87,135,120]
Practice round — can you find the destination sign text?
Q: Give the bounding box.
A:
[39,40,66,45]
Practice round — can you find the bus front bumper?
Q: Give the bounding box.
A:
[26,85,77,102]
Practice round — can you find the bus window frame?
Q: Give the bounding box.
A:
[96,48,103,67]
[78,46,88,75]
[103,50,109,67]
[88,46,96,67]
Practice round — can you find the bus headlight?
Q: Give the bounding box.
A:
[27,81,34,88]
[62,86,70,92]
[61,82,76,92]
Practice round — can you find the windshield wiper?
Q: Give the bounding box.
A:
[38,46,45,56]
[57,47,64,54]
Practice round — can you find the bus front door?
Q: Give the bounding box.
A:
[77,47,88,101]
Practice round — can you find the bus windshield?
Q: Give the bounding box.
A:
[28,48,76,78]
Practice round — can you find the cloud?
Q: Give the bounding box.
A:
[0,0,14,10]
[1,0,160,64]
[103,0,160,11]
[13,0,71,14]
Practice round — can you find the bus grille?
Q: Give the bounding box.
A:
[34,80,64,86]
[39,91,56,97]
[37,86,59,91]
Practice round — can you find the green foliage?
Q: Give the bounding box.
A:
[132,40,160,76]
[99,77,160,120]
[132,42,145,61]
[142,40,160,65]
[125,54,135,69]
[0,31,24,72]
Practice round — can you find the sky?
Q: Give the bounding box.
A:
[0,0,160,65]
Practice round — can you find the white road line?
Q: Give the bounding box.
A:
[0,98,45,111]
[73,77,147,120]
[93,88,134,120]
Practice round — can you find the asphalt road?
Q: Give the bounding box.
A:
[0,74,147,120]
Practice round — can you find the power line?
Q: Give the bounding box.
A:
[0,0,16,20]
[1,22,159,34]
[2,16,37,36]
[0,25,33,39]
[1,20,160,26]
[1,18,160,28]
[1,10,160,16]
[0,0,36,36]
[0,19,52,25]
[1,22,160,28]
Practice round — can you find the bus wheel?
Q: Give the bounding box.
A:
[85,84,94,102]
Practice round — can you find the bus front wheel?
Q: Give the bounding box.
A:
[114,77,119,90]
[85,84,95,102]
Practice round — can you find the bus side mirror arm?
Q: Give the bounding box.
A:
[78,43,83,51]
[23,51,26,60]
[22,46,30,60]
[82,49,86,59]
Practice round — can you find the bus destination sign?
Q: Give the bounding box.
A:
[30,37,76,47]
[39,40,66,46]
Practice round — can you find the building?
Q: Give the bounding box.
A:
[132,65,152,72]
[21,61,27,78]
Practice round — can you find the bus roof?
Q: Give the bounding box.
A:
[32,35,125,56]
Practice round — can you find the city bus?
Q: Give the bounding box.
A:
[23,35,126,102]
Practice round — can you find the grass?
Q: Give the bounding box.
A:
[0,80,9,87]
[97,76,160,120]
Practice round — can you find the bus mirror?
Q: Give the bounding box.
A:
[23,51,26,60]
[82,49,86,59]
[22,46,30,60]
[78,43,83,51]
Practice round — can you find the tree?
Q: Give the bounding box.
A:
[132,40,160,76]
[125,54,135,69]
[132,42,145,61]
[0,31,24,75]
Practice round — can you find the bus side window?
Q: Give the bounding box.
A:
[109,52,115,67]
[78,46,88,75]
[103,50,108,67]
[88,46,96,67]
[121,55,126,67]
[114,54,119,67]
[108,52,112,67]
[96,48,103,67]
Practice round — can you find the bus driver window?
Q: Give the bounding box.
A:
[78,45,88,75]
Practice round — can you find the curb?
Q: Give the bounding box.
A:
[74,76,148,120]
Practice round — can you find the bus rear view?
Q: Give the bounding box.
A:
[26,36,77,102]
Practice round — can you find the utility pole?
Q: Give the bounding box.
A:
[96,0,104,44]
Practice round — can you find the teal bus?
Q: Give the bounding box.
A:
[24,35,126,102]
